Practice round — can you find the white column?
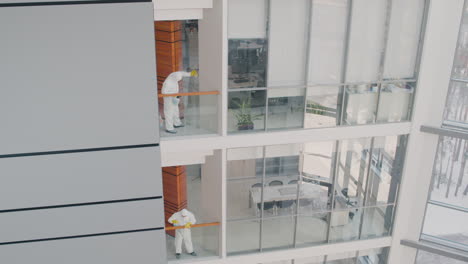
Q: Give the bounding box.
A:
[388,0,464,263]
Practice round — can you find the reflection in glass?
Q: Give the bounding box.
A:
[305,86,341,128]
[261,216,295,251]
[228,39,267,89]
[227,219,260,255]
[228,90,266,133]
[360,205,394,239]
[451,3,468,80]
[367,135,407,206]
[335,138,372,209]
[267,88,305,130]
[343,84,378,125]
[377,82,415,123]
[443,81,468,126]
[430,136,468,209]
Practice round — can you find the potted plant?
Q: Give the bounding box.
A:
[234,97,262,130]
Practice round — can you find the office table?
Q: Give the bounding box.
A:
[250,183,326,205]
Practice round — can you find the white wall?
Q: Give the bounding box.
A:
[0,3,158,155]
[228,0,266,39]
[267,0,308,88]
[0,2,166,264]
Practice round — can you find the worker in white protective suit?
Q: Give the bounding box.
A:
[162,70,198,133]
[168,208,197,259]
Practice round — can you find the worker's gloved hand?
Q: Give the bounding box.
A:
[171,220,179,225]
[184,222,192,229]
[190,70,198,77]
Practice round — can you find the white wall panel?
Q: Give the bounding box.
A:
[308,0,347,85]
[228,0,266,39]
[346,0,387,83]
[267,0,308,87]
[0,199,164,243]
[0,147,162,210]
[384,0,425,79]
[0,3,158,155]
[0,230,166,264]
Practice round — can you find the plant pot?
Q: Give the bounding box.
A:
[237,123,254,130]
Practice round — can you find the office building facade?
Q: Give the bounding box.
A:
[0,0,467,263]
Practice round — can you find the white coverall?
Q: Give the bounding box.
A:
[168,209,197,254]
[161,71,192,132]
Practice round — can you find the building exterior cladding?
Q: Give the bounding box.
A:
[0,0,467,264]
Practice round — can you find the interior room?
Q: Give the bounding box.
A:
[226,136,404,255]
[162,161,222,262]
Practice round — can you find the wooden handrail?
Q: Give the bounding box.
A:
[165,222,220,231]
[158,91,220,98]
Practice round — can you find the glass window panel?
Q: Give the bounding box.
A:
[343,84,378,125]
[366,135,407,206]
[416,250,468,264]
[345,0,387,83]
[451,4,468,80]
[430,136,468,210]
[328,208,362,243]
[308,0,347,85]
[228,90,266,133]
[228,39,268,89]
[227,219,261,255]
[360,205,394,239]
[295,213,329,246]
[421,204,468,247]
[443,81,468,126]
[227,146,264,180]
[305,86,341,128]
[268,0,308,87]
[227,178,263,220]
[335,138,372,209]
[300,141,336,214]
[376,82,415,123]
[161,94,218,137]
[267,88,306,130]
[261,216,295,251]
[383,0,425,79]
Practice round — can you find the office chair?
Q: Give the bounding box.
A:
[269,180,283,186]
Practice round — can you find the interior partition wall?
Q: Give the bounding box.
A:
[227,0,426,134]
[226,135,407,256]
[0,1,166,263]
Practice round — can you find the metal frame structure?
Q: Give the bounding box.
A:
[225,135,402,257]
[226,0,425,135]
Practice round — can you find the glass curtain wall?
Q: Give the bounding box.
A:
[227,0,425,134]
[416,3,468,262]
[226,136,407,255]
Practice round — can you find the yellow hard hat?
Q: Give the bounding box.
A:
[190,70,198,77]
